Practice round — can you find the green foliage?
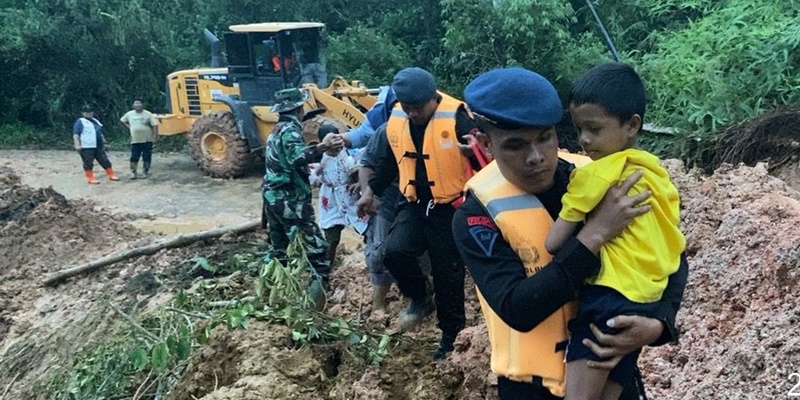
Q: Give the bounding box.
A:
[0,123,64,149]
[327,25,413,87]
[591,0,716,55]
[253,236,402,364]
[48,339,138,400]
[4,0,800,169]
[636,1,800,165]
[48,306,198,400]
[438,0,608,96]
[48,235,400,399]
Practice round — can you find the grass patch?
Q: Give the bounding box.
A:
[0,123,66,150]
[0,123,186,153]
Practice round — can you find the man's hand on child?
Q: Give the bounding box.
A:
[583,315,664,370]
[322,133,344,153]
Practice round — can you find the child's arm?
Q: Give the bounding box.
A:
[309,163,322,187]
[545,218,579,254]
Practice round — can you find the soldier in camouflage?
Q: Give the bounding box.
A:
[263,88,343,309]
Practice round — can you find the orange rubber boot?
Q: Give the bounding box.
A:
[85,170,100,184]
[105,167,120,181]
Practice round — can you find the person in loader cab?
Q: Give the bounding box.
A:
[358,67,478,360]
[452,67,688,400]
[262,88,343,310]
[72,105,120,184]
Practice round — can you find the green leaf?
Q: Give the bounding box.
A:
[129,347,149,371]
[176,336,191,360]
[151,343,169,372]
[166,335,179,354]
[199,324,213,344]
[346,332,361,345]
[174,290,187,307]
[193,257,216,273]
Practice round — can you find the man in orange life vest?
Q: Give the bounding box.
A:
[452,68,688,399]
[358,67,478,360]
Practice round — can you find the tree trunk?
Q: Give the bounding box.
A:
[42,220,260,286]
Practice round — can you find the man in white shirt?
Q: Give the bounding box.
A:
[72,105,119,184]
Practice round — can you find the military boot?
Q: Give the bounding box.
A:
[130,162,138,180]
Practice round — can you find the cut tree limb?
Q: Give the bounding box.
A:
[43,220,260,286]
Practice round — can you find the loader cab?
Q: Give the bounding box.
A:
[224,22,328,105]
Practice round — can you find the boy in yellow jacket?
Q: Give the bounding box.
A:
[545,63,686,400]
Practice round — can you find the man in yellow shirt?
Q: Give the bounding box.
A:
[544,62,686,400]
[120,99,159,179]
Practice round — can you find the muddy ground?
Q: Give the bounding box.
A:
[1,149,799,399]
[0,150,263,233]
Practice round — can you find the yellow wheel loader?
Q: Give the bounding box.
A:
[157,22,379,178]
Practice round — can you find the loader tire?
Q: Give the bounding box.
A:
[301,115,350,145]
[188,111,253,179]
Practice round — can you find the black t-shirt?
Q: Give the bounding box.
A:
[451,158,688,342]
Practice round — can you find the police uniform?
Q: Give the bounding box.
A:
[452,68,688,399]
[263,89,330,283]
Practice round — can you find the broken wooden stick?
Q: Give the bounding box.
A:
[0,372,20,400]
[107,301,161,343]
[43,220,260,286]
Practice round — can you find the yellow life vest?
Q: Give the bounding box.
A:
[386,93,468,204]
[465,152,591,397]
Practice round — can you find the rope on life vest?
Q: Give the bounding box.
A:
[453,136,493,209]
[464,137,492,178]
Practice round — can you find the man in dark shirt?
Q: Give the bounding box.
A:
[452,68,688,399]
[359,67,477,360]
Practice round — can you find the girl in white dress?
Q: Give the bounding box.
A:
[310,125,369,265]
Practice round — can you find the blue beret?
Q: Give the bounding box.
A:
[392,67,437,105]
[464,68,563,128]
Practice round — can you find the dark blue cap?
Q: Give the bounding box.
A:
[464,67,563,128]
[392,67,437,105]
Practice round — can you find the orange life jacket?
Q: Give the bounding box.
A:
[272,55,293,71]
[465,152,591,397]
[386,94,468,204]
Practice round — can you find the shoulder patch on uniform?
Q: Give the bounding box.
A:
[467,215,498,230]
[469,226,499,257]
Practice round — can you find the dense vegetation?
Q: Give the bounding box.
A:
[1,0,799,165]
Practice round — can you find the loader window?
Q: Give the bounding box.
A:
[290,29,323,64]
[253,39,274,75]
[290,29,327,87]
[224,33,252,75]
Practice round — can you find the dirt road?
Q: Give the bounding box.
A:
[1,150,264,233]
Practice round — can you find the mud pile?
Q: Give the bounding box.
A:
[0,167,137,345]
[641,161,800,399]
[0,167,267,399]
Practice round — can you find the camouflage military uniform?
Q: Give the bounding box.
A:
[263,114,330,280]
